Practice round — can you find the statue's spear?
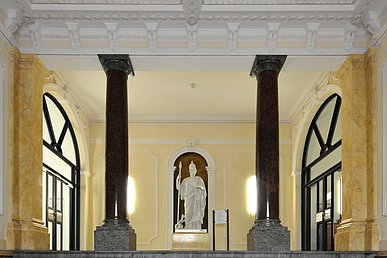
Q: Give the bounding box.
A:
[175,161,183,229]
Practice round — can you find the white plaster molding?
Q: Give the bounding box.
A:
[364,10,381,37]
[28,22,42,51]
[227,23,239,50]
[5,9,23,36]
[267,23,280,50]
[186,23,198,51]
[43,74,91,172]
[344,23,357,51]
[291,71,342,130]
[306,23,320,50]
[65,22,80,50]
[145,22,158,50]
[130,150,159,245]
[166,145,216,249]
[105,22,118,51]
[383,61,387,216]
[92,138,293,146]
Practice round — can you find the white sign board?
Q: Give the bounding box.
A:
[214,210,227,224]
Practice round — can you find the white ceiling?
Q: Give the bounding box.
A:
[40,55,345,123]
[1,0,386,123]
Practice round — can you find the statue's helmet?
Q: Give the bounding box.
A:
[189,161,197,174]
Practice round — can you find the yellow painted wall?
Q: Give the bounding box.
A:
[89,122,294,250]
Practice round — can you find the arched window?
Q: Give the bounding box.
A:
[42,92,80,250]
[301,93,342,251]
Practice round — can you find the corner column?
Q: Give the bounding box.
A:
[247,55,290,251]
[94,54,136,251]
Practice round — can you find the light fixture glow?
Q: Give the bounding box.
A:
[337,177,342,215]
[127,176,135,215]
[247,175,257,215]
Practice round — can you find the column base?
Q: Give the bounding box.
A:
[6,218,50,250]
[247,219,290,251]
[94,219,136,251]
[335,218,380,251]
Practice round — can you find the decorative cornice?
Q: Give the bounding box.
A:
[1,0,384,55]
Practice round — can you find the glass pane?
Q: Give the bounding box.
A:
[45,97,66,144]
[57,181,62,211]
[306,131,321,166]
[327,221,333,251]
[43,146,72,181]
[57,224,62,251]
[48,175,53,208]
[310,184,317,250]
[315,98,336,144]
[48,222,53,250]
[334,170,342,223]
[317,223,323,251]
[42,170,47,224]
[332,107,342,145]
[43,114,51,143]
[326,175,332,208]
[63,185,70,251]
[318,181,324,211]
[62,131,76,165]
[310,145,341,181]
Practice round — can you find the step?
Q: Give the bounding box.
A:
[13,250,375,258]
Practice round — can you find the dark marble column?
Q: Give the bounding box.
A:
[247,55,290,251]
[94,54,136,251]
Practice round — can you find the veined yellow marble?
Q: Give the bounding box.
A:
[5,49,50,250]
[334,53,380,251]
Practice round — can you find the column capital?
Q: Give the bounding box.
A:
[249,55,287,77]
[98,54,135,76]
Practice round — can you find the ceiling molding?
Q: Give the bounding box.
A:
[0,0,385,55]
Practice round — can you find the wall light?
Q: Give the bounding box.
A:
[127,175,135,215]
[247,175,257,216]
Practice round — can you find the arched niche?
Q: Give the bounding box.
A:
[166,145,216,249]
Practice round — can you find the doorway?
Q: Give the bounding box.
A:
[302,94,342,251]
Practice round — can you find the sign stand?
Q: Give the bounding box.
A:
[212,209,229,251]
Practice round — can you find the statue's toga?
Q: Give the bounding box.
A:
[176,161,207,229]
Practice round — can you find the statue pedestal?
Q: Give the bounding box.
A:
[172,232,210,250]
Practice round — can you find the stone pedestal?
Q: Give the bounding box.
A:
[247,219,290,251]
[172,233,210,250]
[94,219,136,251]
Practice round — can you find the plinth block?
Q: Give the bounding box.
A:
[247,219,290,251]
[94,220,136,251]
[172,233,210,250]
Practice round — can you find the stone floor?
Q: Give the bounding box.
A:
[10,250,378,258]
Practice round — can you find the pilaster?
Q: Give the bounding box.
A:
[6,49,50,250]
[334,53,380,251]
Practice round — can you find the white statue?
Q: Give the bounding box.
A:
[175,161,207,230]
